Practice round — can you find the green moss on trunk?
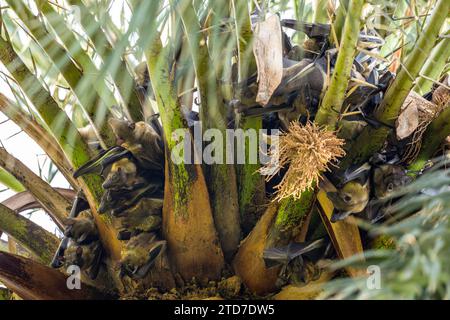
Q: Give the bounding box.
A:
[0,204,59,264]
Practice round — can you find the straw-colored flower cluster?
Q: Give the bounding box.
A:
[261,121,345,201]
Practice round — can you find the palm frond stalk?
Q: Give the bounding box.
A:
[0,203,59,264]
[0,251,114,300]
[0,147,71,228]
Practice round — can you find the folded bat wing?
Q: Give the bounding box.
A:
[73,146,132,178]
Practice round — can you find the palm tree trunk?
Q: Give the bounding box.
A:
[315,0,366,129]
[176,1,241,260]
[232,0,267,226]
[146,35,224,282]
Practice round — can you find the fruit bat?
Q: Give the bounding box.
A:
[280,20,331,40]
[101,158,145,190]
[114,197,163,239]
[108,118,164,171]
[63,240,103,280]
[120,232,167,279]
[235,56,326,124]
[98,183,163,216]
[365,164,411,223]
[281,20,383,46]
[326,163,371,222]
[64,217,99,245]
[372,164,411,200]
[328,180,370,222]
[116,215,162,240]
[51,192,89,269]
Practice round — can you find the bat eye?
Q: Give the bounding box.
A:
[128,122,136,130]
[387,183,394,192]
[343,194,352,203]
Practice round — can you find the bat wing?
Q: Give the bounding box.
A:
[132,240,166,279]
[111,184,162,217]
[286,239,325,260]
[73,146,131,178]
[263,247,290,268]
[86,242,103,280]
[241,105,292,117]
[280,20,330,38]
[147,113,164,148]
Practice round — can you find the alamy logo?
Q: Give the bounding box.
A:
[66,265,81,290]
[366,265,381,290]
[170,121,280,171]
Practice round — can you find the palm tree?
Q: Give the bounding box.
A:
[0,0,448,299]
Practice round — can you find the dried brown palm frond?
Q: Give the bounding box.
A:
[400,91,448,164]
[261,121,345,201]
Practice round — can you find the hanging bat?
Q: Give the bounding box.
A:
[63,240,103,280]
[328,179,371,222]
[51,192,89,269]
[101,158,147,190]
[64,217,99,245]
[372,164,411,200]
[120,232,167,279]
[114,197,163,240]
[111,184,164,217]
[108,118,164,171]
[98,181,163,216]
[116,215,162,241]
